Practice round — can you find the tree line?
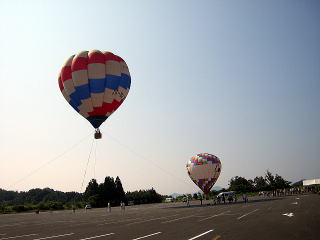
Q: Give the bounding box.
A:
[0,188,81,206]
[83,176,163,207]
[0,171,293,213]
[228,170,291,193]
[0,175,164,213]
[0,188,81,213]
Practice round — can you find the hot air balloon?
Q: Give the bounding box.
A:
[58,50,131,139]
[186,153,221,194]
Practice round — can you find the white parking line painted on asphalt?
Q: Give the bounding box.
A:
[131,232,161,240]
[127,217,167,226]
[198,211,230,222]
[187,229,214,240]
[282,213,294,217]
[162,215,195,223]
[0,234,38,240]
[237,209,259,220]
[127,214,180,226]
[0,224,23,228]
[98,217,142,226]
[78,233,114,240]
[223,213,238,216]
[33,233,74,240]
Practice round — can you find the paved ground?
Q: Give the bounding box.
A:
[0,194,319,240]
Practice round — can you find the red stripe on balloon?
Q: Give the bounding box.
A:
[88,50,105,64]
[104,52,124,62]
[104,99,123,115]
[58,74,64,91]
[72,57,88,72]
[60,65,72,82]
[88,99,124,117]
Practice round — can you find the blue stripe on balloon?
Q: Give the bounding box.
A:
[66,73,131,111]
[74,84,91,100]
[105,74,120,90]
[120,74,131,89]
[69,92,82,107]
[89,78,105,93]
[69,100,80,112]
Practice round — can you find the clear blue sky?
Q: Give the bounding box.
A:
[0,0,319,195]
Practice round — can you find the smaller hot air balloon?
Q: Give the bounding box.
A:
[186,153,222,194]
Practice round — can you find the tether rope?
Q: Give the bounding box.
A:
[8,132,92,190]
[104,132,191,188]
[93,140,98,179]
[79,138,95,193]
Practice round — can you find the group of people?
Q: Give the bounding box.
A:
[183,192,250,207]
[76,201,125,213]
[107,201,125,212]
[215,193,248,204]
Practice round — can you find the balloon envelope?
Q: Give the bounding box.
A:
[186,153,222,194]
[58,50,131,129]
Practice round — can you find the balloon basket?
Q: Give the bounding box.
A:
[94,129,102,139]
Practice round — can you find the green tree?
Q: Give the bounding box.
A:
[274,174,291,189]
[125,188,163,205]
[229,176,254,192]
[253,176,268,191]
[102,176,116,205]
[84,179,100,206]
[115,176,125,204]
[265,170,276,190]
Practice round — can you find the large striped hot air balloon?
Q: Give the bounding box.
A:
[58,50,131,138]
[186,153,222,194]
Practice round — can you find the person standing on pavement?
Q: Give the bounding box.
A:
[242,192,247,203]
[200,195,203,205]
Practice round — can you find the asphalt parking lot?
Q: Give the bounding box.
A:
[0,194,319,240]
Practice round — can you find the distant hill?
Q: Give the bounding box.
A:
[170,193,183,198]
[0,187,81,205]
[212,186,223,191]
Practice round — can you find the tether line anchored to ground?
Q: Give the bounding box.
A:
[80,138,95,193]
[8,132,92,190]
[105,132,191,188]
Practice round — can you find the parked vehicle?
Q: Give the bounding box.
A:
[84,204,92,209]
[216,191,236,200]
